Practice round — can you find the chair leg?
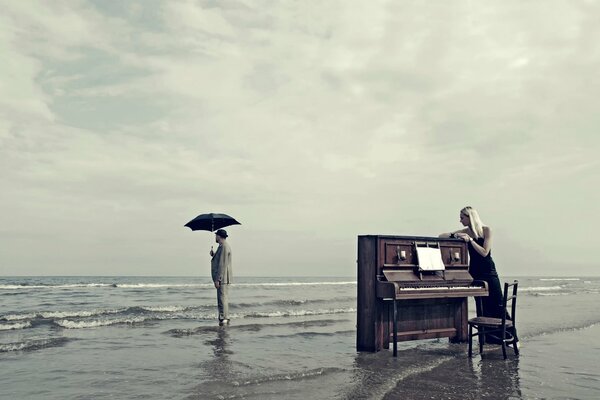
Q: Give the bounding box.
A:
[468,325,473,357]
[513,328,520,356]
[501,327,507,359]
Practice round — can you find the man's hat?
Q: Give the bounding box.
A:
[215,229,228,238]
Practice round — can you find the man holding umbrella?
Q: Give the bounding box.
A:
[210,229,232,325]
[185,213,239,326]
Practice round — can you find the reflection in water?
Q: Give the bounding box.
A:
[188,327,234,400]
[340,351,408,399]
[468,355,522,400]
[340,343,522,400]
[203,326,233,380]
[209,326,231,358]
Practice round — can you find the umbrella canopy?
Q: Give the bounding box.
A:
[184,213,241,232]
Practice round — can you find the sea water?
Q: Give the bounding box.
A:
[1,276,599,399]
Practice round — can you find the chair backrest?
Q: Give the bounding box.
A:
[501,280,518,326]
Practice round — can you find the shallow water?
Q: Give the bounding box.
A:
[1,276,599,399]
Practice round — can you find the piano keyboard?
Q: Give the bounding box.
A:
[398,286,484,291]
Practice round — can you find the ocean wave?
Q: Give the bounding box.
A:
[1,312,38,321]
[261,329,355,339]
[190,367,348,399]
[167,318,348,337]
[0,281,356,291]
[522,320,600,339]
[139,305,189,312]
[236,281,356,287]
[520,286,563,292]
[42,308,126,319]
[0,283,207,290]
[55,316,151,329]
[233,296,354,309]
[116,283,212,289]
[243,308,356,318]
[534,292,570,296]
[117,281,356,289]
[1,308,125,322]
[539,278,581,281]
[0,321,32,331]
[0,284,114,290]
[0,305,356,330]
[53,309,222,329]
[0,337,71,353]
[233,367,345,386]
[1,305,196,322]
[232,300,308,309]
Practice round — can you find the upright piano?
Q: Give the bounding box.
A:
[356,235,488,356]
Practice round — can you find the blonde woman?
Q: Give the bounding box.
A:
[440,207,507,334]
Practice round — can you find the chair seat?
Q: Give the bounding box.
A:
[468,316,513,328]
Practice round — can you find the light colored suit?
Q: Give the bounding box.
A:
[211,241,232,320]
[211,241,232,284]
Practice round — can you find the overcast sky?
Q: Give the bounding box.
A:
[1,0,598,277]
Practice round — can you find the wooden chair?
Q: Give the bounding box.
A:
[468,280,519,359]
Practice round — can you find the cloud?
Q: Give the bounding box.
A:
[1,0,599,276]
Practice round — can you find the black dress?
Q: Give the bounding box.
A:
[468,237,504,319]
[468,237,516,344]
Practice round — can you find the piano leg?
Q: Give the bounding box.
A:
[393,300,398,357]
[468,324,473,357]
[384,303,390,349]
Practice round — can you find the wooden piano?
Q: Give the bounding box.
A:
[356,235,488,356]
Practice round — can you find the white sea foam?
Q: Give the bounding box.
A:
[0,284,112,290]
[118,282,356,288]
[40,309,125,319]
[3,309,127,320]
[0,342,30,352]
[0,338,70,353]
[0,321,32,331]
[539,278,580,281]
[520,286,563,292]
[1,281,356,290]
[56,316,149,329]
[2,306,202,323]
[536,292,570,296]
[1,312,38,321]
[233,367,344,386]
[117,283,212,288]
[0,285,47,290]
[140,305,188,313]
[235,281,356,287]
[244,308,357,318]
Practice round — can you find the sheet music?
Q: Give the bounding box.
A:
[415,247,445,271]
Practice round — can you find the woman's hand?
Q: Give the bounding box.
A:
[455,232,471,242]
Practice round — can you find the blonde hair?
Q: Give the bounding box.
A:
[461,206,484,239]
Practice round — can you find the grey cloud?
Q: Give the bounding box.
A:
[1,1,599,276]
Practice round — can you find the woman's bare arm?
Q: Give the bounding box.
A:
[467,226,492,257]
[439,228,468,238]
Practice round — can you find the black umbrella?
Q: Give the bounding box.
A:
[184,213,241,232]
